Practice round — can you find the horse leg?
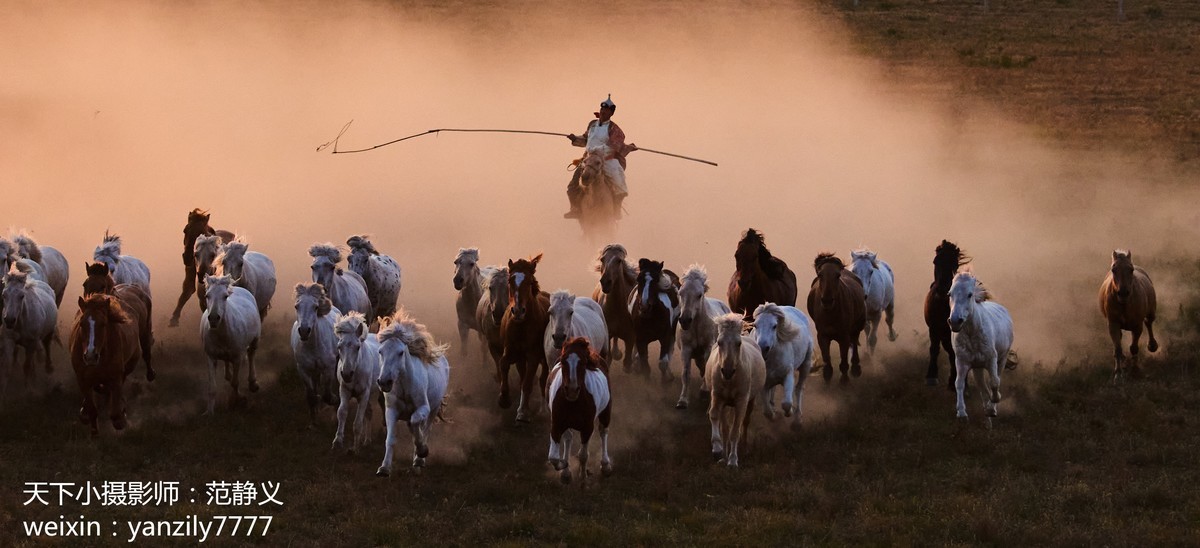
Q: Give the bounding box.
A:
[497,352,513,409]
[204,358,218,415]
[332,386,350,451]
[697,347,711,397]
[867,311,881,352]
[942,336,958,392]
[42,334,53,374]
[1108,323,1125,383]
[987,356,1002,415]
[781,368,797,418]
[548,424,567,470]
[1146,312,1159,353]
[609,335,623,362]
[972,367,991,428]
[838,341,850,383]
[709,399,725,461]
[140,327,155,382]
[850,333,862,377]
[954,362,970,419]
[22,344,35,384]
[885,301,897,342]
[658,337,675,384]
[457,321,469,359]
[360,394,376,447]
[516,358,535,424]
[599,405,613,477]
[246,337,260,393]
[376,405,398,477]
[409,420,428,472]
[635,339,651,377]
[1128,324,1144,380]
[926,332,942,386]
[676,344,693,409]
[622,334,636,372]
[302,372,319,427]
[558,430,574,484]
[169,266,195,327]
[76,374,99,435]
[761,383,776,421]
[110,377,128,430]
[578,425,594,488]
[727,398,749,468]
[229,355,244,409]
[819,335,834,383]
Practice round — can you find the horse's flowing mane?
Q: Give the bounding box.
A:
[936,240,970,268]
[681,264,710,293]
[194,234,221,253]
[10,231,42,263]
[378,309,448,365]
[594,244,634,279]
[4,269,30,288]
[953,269,992,303]
[347,235,380,256]
[309,243,343,263]
[851,248,878,268]
[95,232,123,261]
[739,228,786,279]
[813,252,844,272]
[549,290,573,312]
[216,240,249,269]
[205,275,235,291]
[456,247,480,263]
[11,261,37,278]
[754,303,802,342]
[334,311,369,336]
[715,312,747,337]
[294,282,333,316]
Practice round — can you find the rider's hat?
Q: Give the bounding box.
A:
[600,94,615,110]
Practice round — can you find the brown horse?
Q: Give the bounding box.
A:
[499,254,551,423]
[83,262,155,382]
[728,228,798,317]
[1100,250,1158,382]
[546,337,613,485]
[169,208,235,327]
[69,294,143,436]
[807,253,866,383]
[592,244,637,372]
[630,258,681,382]
[924,240,970,389]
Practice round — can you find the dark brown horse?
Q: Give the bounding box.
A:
[499,254,551,424]
[923,240,969,388]
[82,262,155,382]
[1099,250,1158,382]
[69,294,144,436]
[546,337,613,485]
[728,228,798,317]
[630,258,681,382]
[807,253,866,383]
[169,208,235,327]
[592,244,637,372]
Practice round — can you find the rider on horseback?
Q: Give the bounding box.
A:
[564,95,637,219]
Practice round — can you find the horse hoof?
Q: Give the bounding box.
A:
[498,393,512,409]
[376,467,390,477]
[822,368,833,382]
[560,471,572,485]
[417,446,429,459]
[711,450,723,462]
[851,365,862,378]
[249,381,260,393]
[332,439,344,452]
[675,400,688,410]
[146,370,157,383]
[1148,340,1159,353]
[782,405,793,418]
[888,332,897,342]
[515,415,531,425]
[550,459,566,471]
[601,463,613,477]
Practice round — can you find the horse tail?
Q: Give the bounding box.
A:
[1004,350,1019,371]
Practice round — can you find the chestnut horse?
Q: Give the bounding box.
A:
[924,240,970,388]
[728,228,798,317]
[69,294,146,436]
[170,209,235,327]
[807,253,866,383]
[546,337,613,486]
[82,262,156,382]
[630,258,680,382]
[499,254,551,423]
[592,244,637,372]
[1099,250,1158,382]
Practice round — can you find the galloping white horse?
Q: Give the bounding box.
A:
[375,310,450,477]
[93,232,152,299]
[544,290,609,368]
[200,275,262,415]
[676,265,732,409]
[751,303,815,421]
[347,235,402,321]
[217,240,277,320]
[707,313,766,468]
[290,283,340,425]
[309,244,373,323]
[333,312,382,453]
[849,248,896,352]
[9,232,69,308]
[453,248,495,363]
[2,267,58,379]
[948,270,1016,426]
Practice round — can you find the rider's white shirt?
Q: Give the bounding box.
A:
[586,121,611,154]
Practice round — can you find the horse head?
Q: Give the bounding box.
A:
[751,303,784,356]
[2,271,29,329]
[294,283,332,342]
[850,249,878,296]
[193,235,222,278]
[933,240,967,293]
[548,291,576,349]
[309,243,344,290]
[637,258,666,309]
[486,268,510,325]
[714,313,748,380]
[813,253,845,310]
[184,209,213,250]
[597,244,631,295]
[82,261,115,296]
[678,265,710,331]
[558,337,600,402]
[1110,250,1135,304]
[334,311,369,385]
[507,254,543,323]
[948,271,989,332]
[733,228,767,289]
[204,275,235,329]
[77,294,129,366]
[453,248,480,291]
[579,150,606,186]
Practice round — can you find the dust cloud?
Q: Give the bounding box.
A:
[3,1,1198,442]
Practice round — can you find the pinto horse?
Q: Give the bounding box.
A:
[81,262,155,382]
[924,240,970,388]
[499,254,551,423]
[593,244,637,372]
[1099,250,1158,382]
[69,294,144,436]
[546,337,613,486]
[630,258,680,382]
[807,253,866,383]
[170,209,235,327]
[728,228,798,317]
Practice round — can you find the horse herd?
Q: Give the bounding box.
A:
[0,211,1162,484]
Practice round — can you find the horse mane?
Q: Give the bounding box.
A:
[378,309,448,365]
[309,243,343,263]
[851,247,878,268]
[715,312,747,336]
[754,303,802,341]
[217,240,249,268]
[561,337,603,371]
[739,228,787,279]
[813,252,844,272]
[681,264,710,293]
[549,289,573,311]
[205,275,234,291]
[4,269,29,288]
[347,235,380,256]
[294,282,333,316]
[10,231,42,262]
[0,238,16,263]
[953,269,992,302]
[81,293,131,323]
[11,261,37,277]
[187,208,210,222]
[936,240,970,267]
[482,267,508,291]
[95,232,122,261]
[456,247,480,263]
[594,244,627,271]
[334,310,369,336]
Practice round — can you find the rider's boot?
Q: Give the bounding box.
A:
[563,193,583,219]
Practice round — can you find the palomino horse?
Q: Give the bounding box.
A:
[1099,250,1158,382]
[69,294,144,436]
[2,267,58,381]
[81,262,155,382]
[187,234,222,313]
[707,313,766,468]
[476,267,509,378]
[200,275,262,414]
[333,312,382,454]
[949,270,1016,426]
[573,152,620,238]
[290,283,340,426]
[592,244,637,372]
[8,231,69,308]
[546,337,613,486]
[807,253,866,383]
[375,310,450,477]
[676,265,732,409]
[752,303,815,421]
[347,235,402,321]
[500,254,551,423]
[453,248,494,363]
[849,248,897,352]
[170,208,235,327]
[728,228,798,318]
[310,244,373,324]
[217,239,277,320]
[630,258,680,382]
[93,232,152,299]
[925,240,970,388]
